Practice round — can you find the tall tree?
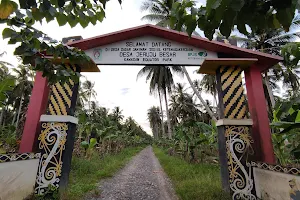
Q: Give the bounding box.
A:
[111,106,124,123]
[141,0,199,35]
[0,52,13,69]
[81,80,97,114]
[182,67,217,121]
[11,64,33,128]
[147,106,161,139]
[170,83,203,123]
[137,65,183,138]
[230,15,300,108]
[170,0,298,39]
[141,0,216,121]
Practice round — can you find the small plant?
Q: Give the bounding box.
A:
[25,185,59,200]
[271,97,300,165]
[80,138,97,159]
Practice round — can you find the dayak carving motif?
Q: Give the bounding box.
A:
[35,122,67,195]
[225,125,256,200]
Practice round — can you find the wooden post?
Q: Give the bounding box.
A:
[245,65,276,164]
[19,72,50,153]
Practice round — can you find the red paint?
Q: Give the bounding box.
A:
[19,72,50,153]
[68,24,282,70]
[245,65,276,164]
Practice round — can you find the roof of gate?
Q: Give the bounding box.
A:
[68,24,282,71]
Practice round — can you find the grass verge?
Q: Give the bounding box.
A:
[153,147,231,200]
[62,146,145,200]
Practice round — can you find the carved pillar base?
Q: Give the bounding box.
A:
[216,119,257,199]
[34,115,78,195]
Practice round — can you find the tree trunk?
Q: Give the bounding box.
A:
[12,109,17,125]
[163,89,172,139]
[89,93,91,115]
[0,107,5,127]
[214,94,220,118]
[154,123,159,139]
[15,92,24,128]
[264,71,275,108]
[11,101,17,125]
[182,66,217,121]
[158,91,165,137]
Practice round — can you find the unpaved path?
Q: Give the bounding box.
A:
[89,146,178,200]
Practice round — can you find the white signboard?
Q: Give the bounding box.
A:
[85,36,217,65]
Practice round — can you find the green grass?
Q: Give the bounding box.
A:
[63,146,145,200]
[153,147,231,200]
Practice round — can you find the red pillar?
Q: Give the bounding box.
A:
[245,65,276,164]
[19,72,50,153]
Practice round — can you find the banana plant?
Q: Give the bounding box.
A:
[270,97,300,164]
[80,138,97,159]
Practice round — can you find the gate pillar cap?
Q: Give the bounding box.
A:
[198,58,258,75]
[216,118,253,127]
[40,114,78,124]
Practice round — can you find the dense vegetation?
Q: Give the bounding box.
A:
[0,64,34,153]
[0,0,300,199]
[75,79,152,157]
[141,0,300,167]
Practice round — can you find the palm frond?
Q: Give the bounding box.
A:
[136,66,153,81]
[267,31,300,45]
[290,14,300,30]
[156,19,170,27]
[141,14,166,22]
[171,66,184,77]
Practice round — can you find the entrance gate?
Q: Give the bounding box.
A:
[14,24,284,199]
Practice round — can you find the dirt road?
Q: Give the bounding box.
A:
[90,146,178,200]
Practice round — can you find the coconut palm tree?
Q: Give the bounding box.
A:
[11,65,34,128]
[141,0,176,28]
[0,52,13,69]
[170,83,206,123]
[141,0,199,35]
[200,74,217,104]
[230,15,300,108]
[147,106,161,139]
[137,65,183,138]
[141,0,217,121]
[81,80,97,114]
[111,106,124,123]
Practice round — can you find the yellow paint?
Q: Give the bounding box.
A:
[52,85,67,115]
[56,83,71,107]
[221,69,234,88]
[64,83,73,98]
[224,86,244,118]
[48,104,55,115]
[50,95,62,115]
[229,95,246,119]
[223,80,243,105]
[222,70,242,92]
[69,79,74,86]
[236,104,247,119]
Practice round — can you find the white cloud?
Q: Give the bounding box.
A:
[0,0,214,135]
